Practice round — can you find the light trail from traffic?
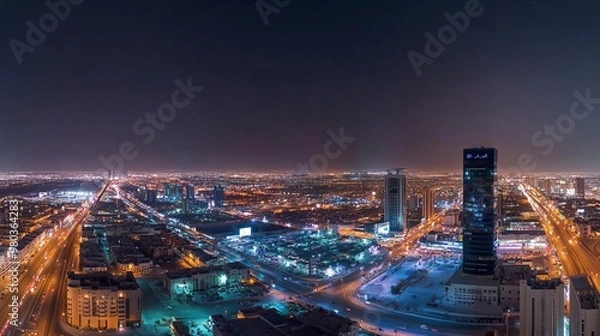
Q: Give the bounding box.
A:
[520,184,600,292]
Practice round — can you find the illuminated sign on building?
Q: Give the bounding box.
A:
[466,153,489,160]
[239,227,251,237]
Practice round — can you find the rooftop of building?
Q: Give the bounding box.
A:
[192,220,294,237]
[181,246,217,261]
[115,256,153,265]
[570,276,600,310]
[498,263,533,285]
[165,261,248,279]
[297,309,357,335]
[257,308,291,327]
[227,316,287,336]
[524,277,563,290]
[67,271,139,290]
[171,321,191,336]
[447,268,498,287]
[238,306,266,316]
[286,324,335,336]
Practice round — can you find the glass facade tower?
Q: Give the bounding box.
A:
[462,147,498,276]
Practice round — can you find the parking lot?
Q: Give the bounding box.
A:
[358,255,460,314]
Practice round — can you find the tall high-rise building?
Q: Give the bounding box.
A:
[544,179,553,195]
[497,188,505,225]
[186,184,195,200]
[145,189,157,206]
[422,187,434,221]
[384,168,407,232]
[462,147,498,276]
[576,177,585,199]
[408,194,420,212]
[519,277,565,336]
[182,198,194,214]
[214,185,225,207]
[164,183,184,201]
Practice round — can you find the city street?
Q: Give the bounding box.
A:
[521,184,600,291]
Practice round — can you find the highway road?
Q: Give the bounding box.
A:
[1,183,108,336]
[0,207,89,336]
[384,213,445,260]
[520,184,600,291]
[44,183,109,335]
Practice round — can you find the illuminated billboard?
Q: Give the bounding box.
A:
[239,227,252,237]
[376,223,390,235]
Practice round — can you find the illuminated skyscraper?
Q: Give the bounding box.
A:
[544,179,553,195]
[408,195,419,212]
[145,189,157,206]
[422,187,434,221]
[186,184,195,200]
[576,177,585,199]
[462,147,497,276]
[213,185,225,207]
[164,183,183,201]
[497,188,505,225]
[384,168,406,232]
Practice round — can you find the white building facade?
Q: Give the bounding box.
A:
[66,271,141,331]
[519,278,564,336]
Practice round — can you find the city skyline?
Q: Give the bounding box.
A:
[3,1,600,335]
[1,150,600,335]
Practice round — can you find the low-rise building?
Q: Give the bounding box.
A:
[0,247,14,280]
[115,257,153,276]
[297,309,359,336]
[211,307,358,336]
[80,240,108,273]
[66,271,141,331]
[164,262,250,297]
[442,263,534,321]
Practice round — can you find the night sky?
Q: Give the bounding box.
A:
[2,0,600,173]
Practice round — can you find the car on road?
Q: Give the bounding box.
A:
[346,308,351,312]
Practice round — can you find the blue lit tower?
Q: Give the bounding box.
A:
[186,184,195,200]
[462,147,498,276]
[384,168,407,232]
